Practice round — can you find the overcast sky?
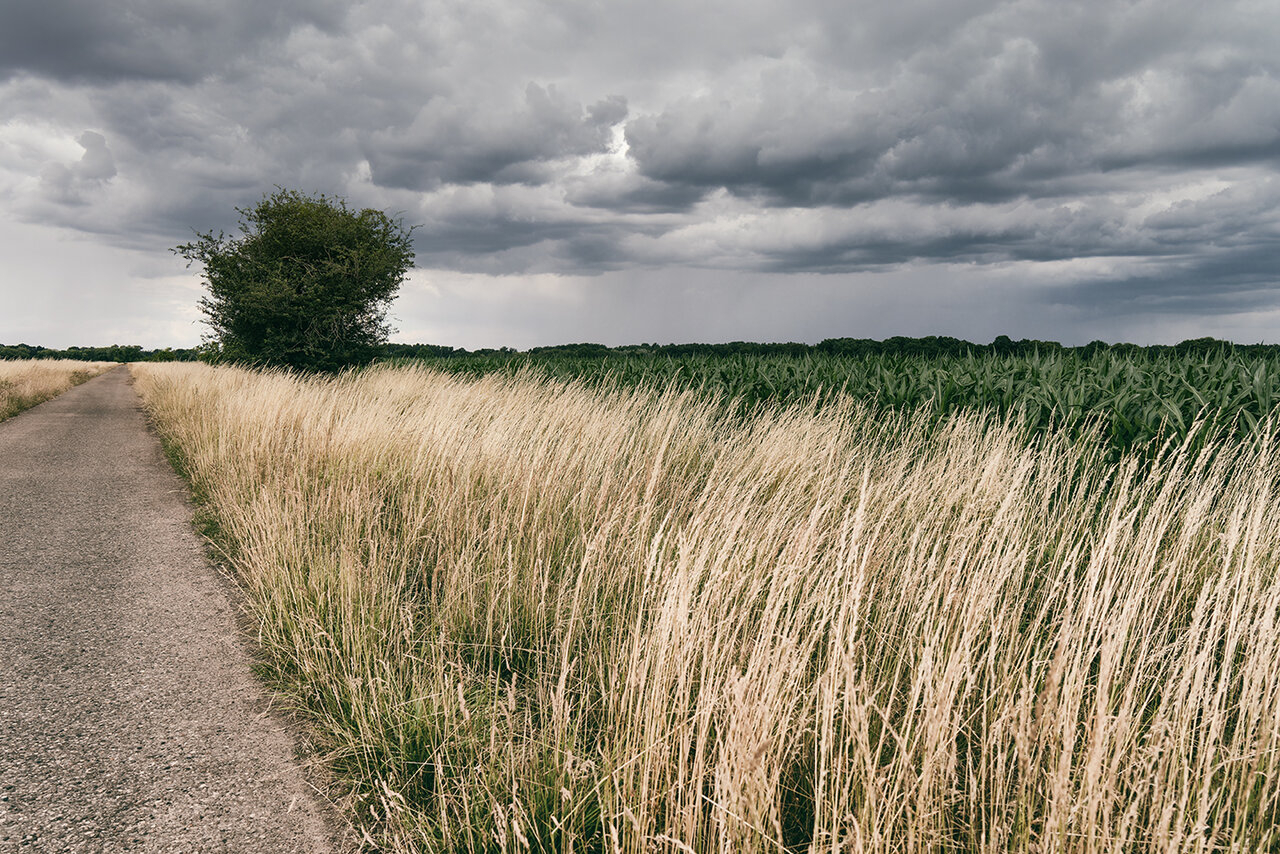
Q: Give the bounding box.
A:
[2,0,1279,349]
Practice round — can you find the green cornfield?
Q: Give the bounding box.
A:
[391,349,1280,454]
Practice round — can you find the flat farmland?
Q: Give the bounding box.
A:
[400,348,1280,455]
[132,358,1280,853]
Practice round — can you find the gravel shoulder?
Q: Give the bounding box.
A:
[0,366,348,853]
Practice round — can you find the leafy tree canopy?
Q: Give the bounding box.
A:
[175,188,416,371]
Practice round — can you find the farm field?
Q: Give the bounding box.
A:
[400,348,1280,456]
[0,359,115,421]
[132,358,1280,853]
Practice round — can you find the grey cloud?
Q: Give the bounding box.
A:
[1097,67,1280,170]
[563,170,710,213]
[364,85,627,191]
[0,0,346,83]
[619,168,1280,281]
[70,131,115,180]
[1044,245,1280,323]
[39,130,116,204]
[2,0,1278,348]
[624,1,1280,209]
[622,57,1077,207]
[413,213,640,275]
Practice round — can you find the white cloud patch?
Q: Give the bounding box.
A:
[39,130,116,204]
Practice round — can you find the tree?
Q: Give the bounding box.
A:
[175,188,416,371]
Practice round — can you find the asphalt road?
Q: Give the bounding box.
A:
[0,367,344,853]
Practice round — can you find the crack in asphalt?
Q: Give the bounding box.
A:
[0,367,345,853]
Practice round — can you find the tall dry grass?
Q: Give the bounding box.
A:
[0,359,115,421]
[131,361,1280,853]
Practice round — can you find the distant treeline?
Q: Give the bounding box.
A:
[0,343,203,362]
[384,335,1280,360]
[6,335,1280,364]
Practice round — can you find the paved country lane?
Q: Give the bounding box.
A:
[0,366,344,852]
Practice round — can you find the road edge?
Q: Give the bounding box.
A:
[124,364,361,853]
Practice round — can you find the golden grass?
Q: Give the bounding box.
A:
[0,359,115,421]
[131,361,1280,853]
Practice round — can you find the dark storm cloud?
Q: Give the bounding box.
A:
[407,182,662,274]
[0,0,346,83]
[363,86,627,190]
[562,170,710,214]
[623,7,1280,211]
[1045,242,1280,323]
[2,0,1279,344]
[732,174,1280,276]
